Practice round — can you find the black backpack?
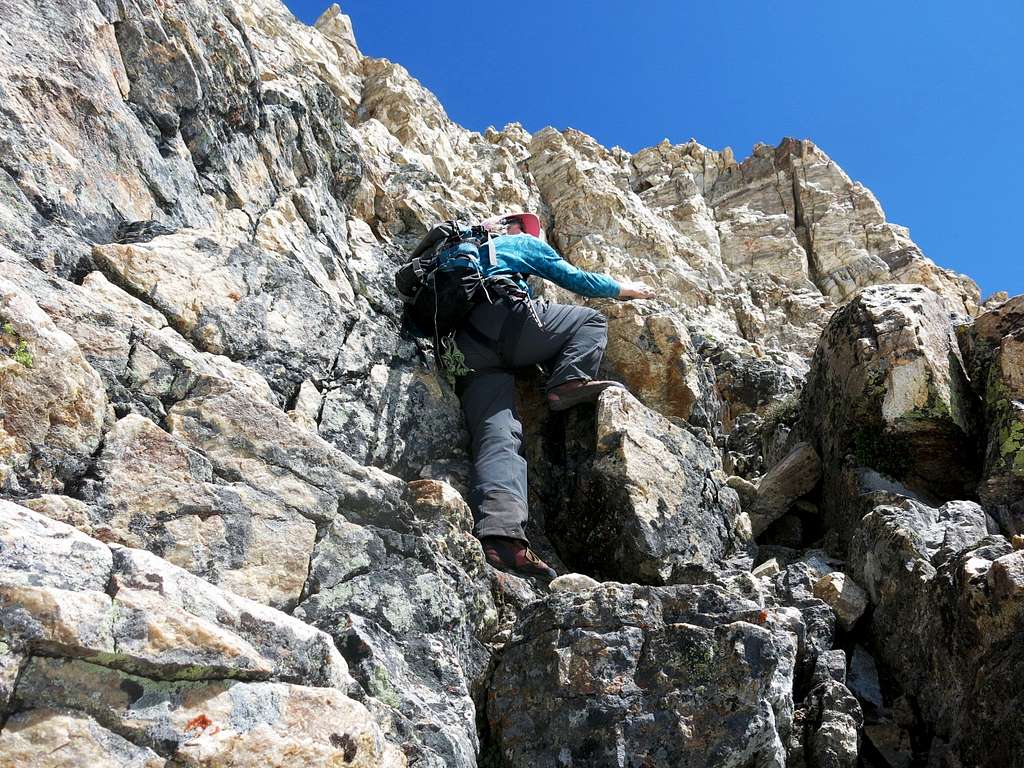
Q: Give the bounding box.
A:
[394,220,494,339]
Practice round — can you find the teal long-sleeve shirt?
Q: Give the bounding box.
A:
[481,234,621,299]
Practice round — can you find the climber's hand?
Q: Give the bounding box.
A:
[617,281,657,300]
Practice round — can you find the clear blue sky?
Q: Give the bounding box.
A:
[285,1,1022,299]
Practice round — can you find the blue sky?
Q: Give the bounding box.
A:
[285,1,1022,299]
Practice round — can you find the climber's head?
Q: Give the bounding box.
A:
[482,212,541,237]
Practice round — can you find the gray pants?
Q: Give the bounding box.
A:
[455,298,608,542]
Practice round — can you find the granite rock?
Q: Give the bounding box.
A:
[488,581,798,767]
[547,387,752,584]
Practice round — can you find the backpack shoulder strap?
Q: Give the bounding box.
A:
[408,221,460,263]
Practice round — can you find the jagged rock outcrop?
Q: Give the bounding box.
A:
[545,388,752,584]
[849,498,1020,766]
[799,284,982,549]
[957,296,1024,533]
[0,0,1014,766]
[488,580,798,767]
[0,501,403,766]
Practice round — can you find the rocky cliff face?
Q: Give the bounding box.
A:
[0,1,1019,767]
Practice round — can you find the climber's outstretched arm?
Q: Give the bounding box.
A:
[495,234,655,300]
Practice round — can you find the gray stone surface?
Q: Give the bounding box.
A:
[547,387,753,584]
[799,284,983,549]
[489,581,798,767]
[750,441,822,535]
[0,0,1014,765]
[849,499,1024,765]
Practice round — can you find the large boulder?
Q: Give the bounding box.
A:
[0,257,276,423]
[0,277,107,494]
[799,284,981,548]
[488,580,799,767]
[0,500,404,766]
[849,498,1021,766]
[80,413,316,609]
[793,678,863,768]
[546,387,752,584]
[749,441,822,536]
[957,295,1024,533]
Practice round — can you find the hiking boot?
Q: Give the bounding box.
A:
[481,536,557,580]
[547,379,624,412]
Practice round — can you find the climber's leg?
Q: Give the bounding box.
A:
[505,300,610,393]
[459,369,529,542]
[452,305,530,542]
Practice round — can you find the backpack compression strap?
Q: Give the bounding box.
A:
[408,220,461,266]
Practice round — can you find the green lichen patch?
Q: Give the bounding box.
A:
[984,365,1024,477]
[367,663,401,708]
[12,339,33,368]
[997,417,1024,477]
[762,394,800,432]
[0,318,33,368]
[905,380,951,421]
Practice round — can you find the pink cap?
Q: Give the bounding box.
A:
[481,212,542,237]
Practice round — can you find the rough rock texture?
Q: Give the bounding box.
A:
[849,498,1021,766]
[545,387,752,584]
[85,413,317,609]
[796,679,863,768]
[800,284,982,548]
[488,580,798,767]
[294,508,498,768]
[957,296,1024,533]
[0,0,1014,765]
[0,501,402,766]
[13,661,403,768]
[599,301,719,427]
[0,709,165,768]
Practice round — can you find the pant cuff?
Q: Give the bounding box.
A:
[473,490,528,542]
[474,526,528,543]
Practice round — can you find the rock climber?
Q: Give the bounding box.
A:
[452,212,655,580]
